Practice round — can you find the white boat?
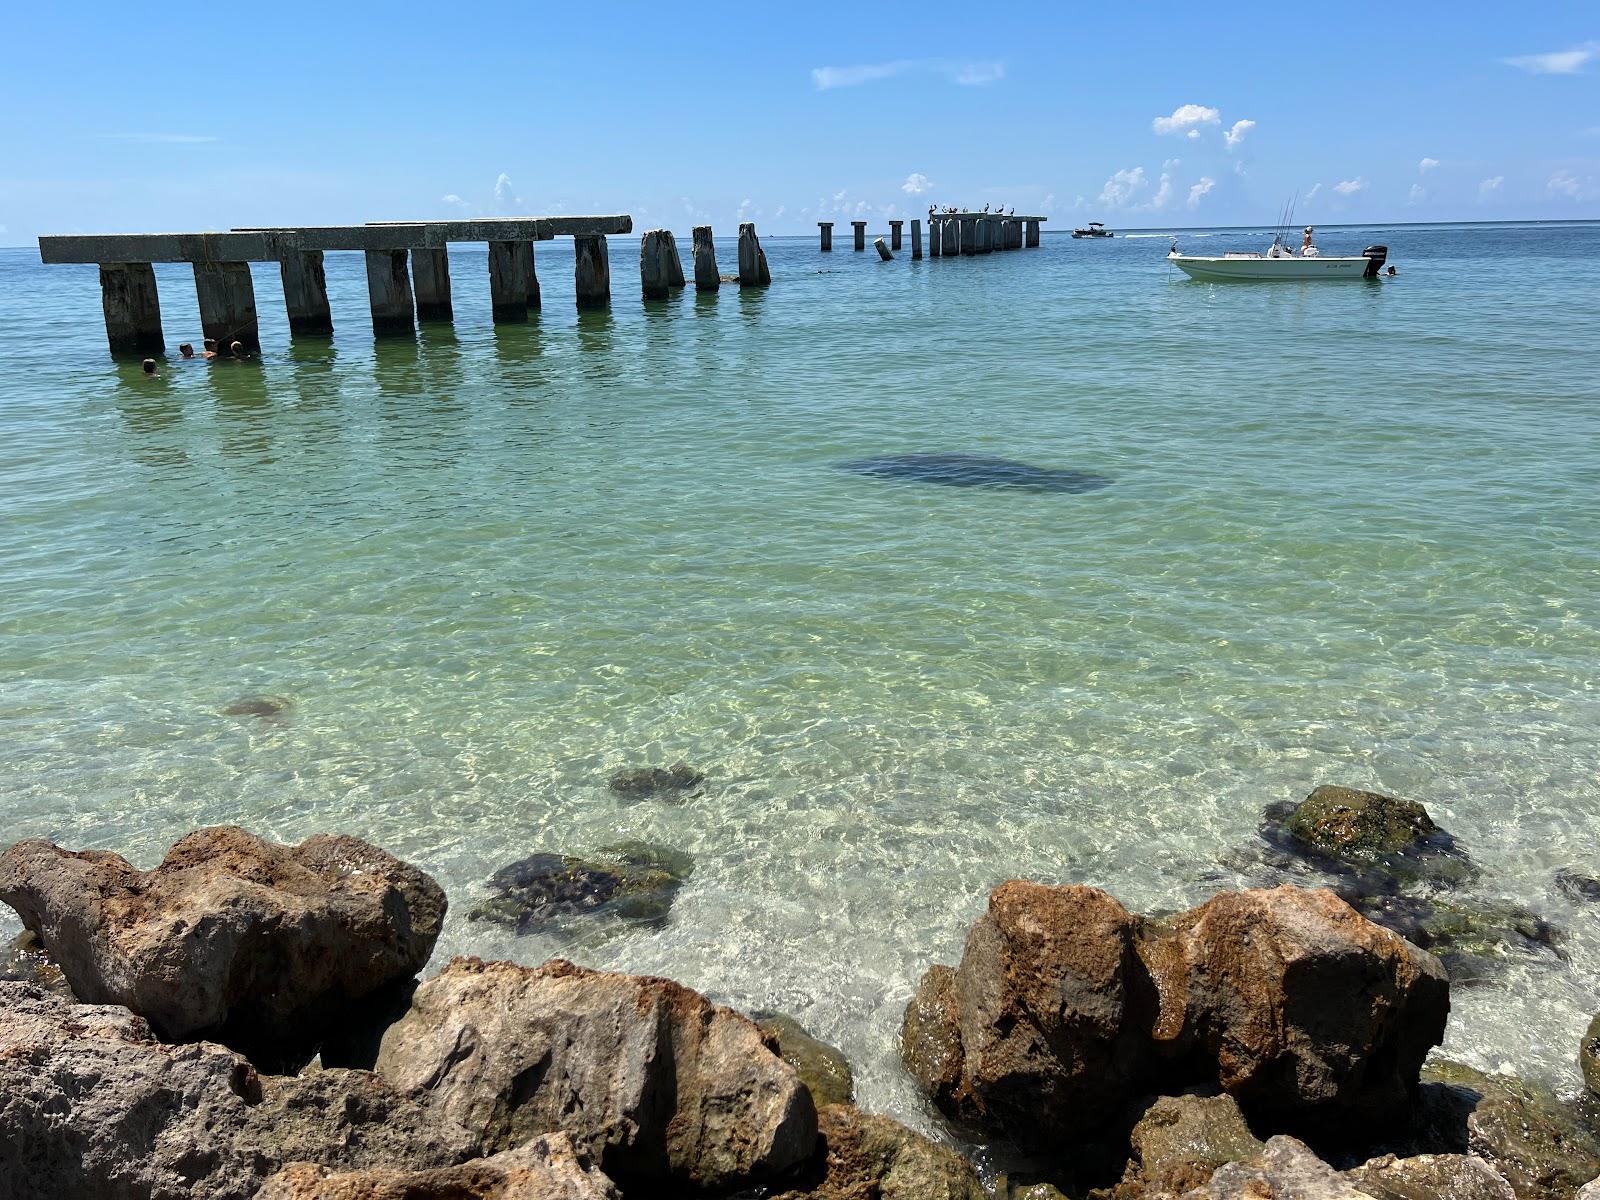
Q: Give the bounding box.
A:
[1072,222,1114,239]
[1168,227,1387,281]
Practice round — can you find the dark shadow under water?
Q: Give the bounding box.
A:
[837,453,1113,494]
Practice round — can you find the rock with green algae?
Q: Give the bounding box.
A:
[766,1104,984,1200]
[1183,1135,1376,1199]
[1343,1152,1513,1200]
[607,762,706,801]
[470,841,694,932]
[0,930,71,996]
[1093,1093,1265,1199]
[753,1012,855,1109]
[1259,785,1479,890]
[1415,1060,1600,1200]
[1582,1012,1600,1099]
[1342,892,1565,986]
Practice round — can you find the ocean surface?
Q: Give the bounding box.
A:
[2,222,1599,1133]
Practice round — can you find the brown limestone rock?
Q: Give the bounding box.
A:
[1343,1152,1514,1200]
[755,1012,856,1108]
[257,1135,619,1200]
[770,1104,985,1200]
[1151,886,1449,1133]
[1106,1093,1265,1197]
[374,956,816,1191]
[0,827,446,1067]
[1183,1135,1377,1199]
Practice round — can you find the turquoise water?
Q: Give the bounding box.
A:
[2,224,1599,1125]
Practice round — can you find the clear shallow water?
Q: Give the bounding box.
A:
[2,224,1599,1130]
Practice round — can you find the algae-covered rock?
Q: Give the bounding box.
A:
[471,841,693,932]
[1345,892,1565,986]
[769,1105,984,1200]
[754,1012,855,1108]
[1287,786,1437,857]
[1557,870,1600,903]
[608,761,706,801]
[1184,1135,1374,1198]
[1344,1152,1513,1200]
[1583,1013,1600,1099]
[1417,1060,1600,1200]
[1106,1093,1265,1197]
[0,930,71,996]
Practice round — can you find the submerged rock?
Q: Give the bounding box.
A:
[1259,786,1479,891]
[1344,1152,1514,1200]
[769,1104,985,1200]
[754,1012,856,1108]
[0,929,70,996]
[257,1135,619,1200]
[374,956,816,1192]
[221,694,293,718]
[0,982,476,1200]
[471,840,693,932]
[0,826,446,1070]
[1556,870,1600,903]
[836,453,1113,494]
[608,761,706,801]
[1342,892,1566,985]
[902,882,1448,1152]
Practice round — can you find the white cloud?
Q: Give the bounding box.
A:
[493,173,523,210]
[1153,104,1221,135]
[1224,119,1256,149]
[736,198,755,220]
[441,194,467,210]
[1479,176,1504,198]
[1505,42,1599,74]
[1186,129,1200,140]
[1419,157,1440,173]
[98,133,218,144]
[773,205,786,220]
[1549,169,1588,198]
[1099,166,1147,207]
[1408,184,1427,204]
[1305,183,1322,201]
[1187,177,1216,209]
[1150,173,1174,209]
[1334,177,1367,195]
[1162,158,1182,170]
[901,172,933,195]
[811,59,1004,90]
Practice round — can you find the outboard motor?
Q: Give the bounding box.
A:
[1362,245,1389,277]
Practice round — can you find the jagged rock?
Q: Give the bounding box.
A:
[769,1104,985,1200]
[904,883,1448,1151]
[1419,1061,1600,1200]
[258,1135,619,1199]
[470,841,693,932]
[0,983,473,1200]
[0,929,71,996]
[1101,1094,1265,1198]
[1012,1186,1071,1200]
[374,957,816,1191]
[1344,1152,1514,1200]
[755,1012,855,1108]
[1584,1013,1600,1099]
[1258,787,1478,891]
[0,827,445,1069]
[1147,886,1449,1133]
[1578,1178,1600,1200]
[1555,870,1600,903]
[607,761,706,800]
[1183,1135,1375,1198]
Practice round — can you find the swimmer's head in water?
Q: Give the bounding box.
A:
[178,343,194,357]
[141,359,157,374]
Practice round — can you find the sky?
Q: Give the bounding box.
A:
[1,1,1597,244]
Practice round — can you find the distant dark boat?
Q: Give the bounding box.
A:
[837,453,1112,494]
[1072,222,1113,239]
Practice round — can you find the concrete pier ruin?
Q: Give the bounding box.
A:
[888,220,903,251]
[924,213,1047,260]
[817,222,833,252]
[692,226,720,291]
[40,215,633,353]
[851,221,867,252]
[737,223,770,288]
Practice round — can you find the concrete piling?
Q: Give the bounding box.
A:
[912,219,923,260]
[662,231,686,289]
[959,218,976,256]
[977,220,992,255]
[363,250,415,336]
[97,262,164,354]
[488,240,537,322]
[929,218,941,258]
[410,248,453,323]
[194,261,261,352]
[573,235,611,309]
[639,229,673,300]
[277,250,333,336]
[889,220,903,251]
[738,223,770,287]
[874,236,893,261]
[852,221,867,252]
[818,221,833,252]
[692,225,720,291]
[1026,219,1041,248]
[943,219,959,256]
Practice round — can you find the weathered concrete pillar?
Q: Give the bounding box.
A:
[976,220,992,255]
[278,250,332,335]
[943,219,959,256]
[959,217,976,256]
[929,219,941,258]
[889,220,904,251]
[852,221,867,251]
[692,225,719,291]
[573,235,610,309]
[489,240,537,322]
[98,262,164,354]
[874,236,893,261]
[818,222,833,252]
[1011,221,1023,249]
[640,229,673,300]
[363,250,415,336]
[911,219,923,260]
[194,261,260,352]
[411,247,453,322]
[1026,219,1041,248]
[738,222,770,287]
[662,231,686,289]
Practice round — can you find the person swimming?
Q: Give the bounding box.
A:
[141,358,158,376]
[178,343,196,359]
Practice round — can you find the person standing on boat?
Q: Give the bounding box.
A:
[1302,226,1315,255]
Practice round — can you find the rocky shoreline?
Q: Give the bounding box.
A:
[2,785,1598,1199]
